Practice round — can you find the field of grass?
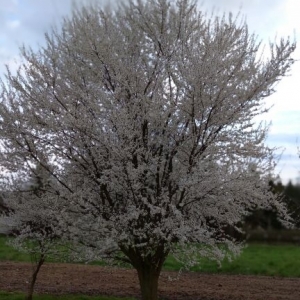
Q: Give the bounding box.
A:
[0,235,31,262]
[1,235,300,277]
[0,291,134,300]
[164,243,300,277]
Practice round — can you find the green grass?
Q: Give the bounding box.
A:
[2,235,300,277]
[0,235,76,263]
[163,243,300,277]
[0,291,134,300]
[0,235,31,261]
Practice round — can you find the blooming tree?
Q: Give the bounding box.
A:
[0,161,68,300]
[0,0,295,299]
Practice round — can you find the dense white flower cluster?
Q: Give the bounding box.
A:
[0,1,295,299]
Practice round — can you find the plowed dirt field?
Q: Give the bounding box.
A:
[1,261,300,299]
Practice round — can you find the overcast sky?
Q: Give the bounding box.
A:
[0,0,299,184]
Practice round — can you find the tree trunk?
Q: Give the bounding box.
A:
[137,265,160,300]
[26,255,45,300]
[120,244,169,300]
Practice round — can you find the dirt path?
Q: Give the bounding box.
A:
[1,261,300,300]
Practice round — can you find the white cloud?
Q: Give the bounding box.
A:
[6,19,20,29]
[275,0,299,37]
[0,0,18,12]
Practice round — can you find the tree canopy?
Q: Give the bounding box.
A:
[0,1,295,299]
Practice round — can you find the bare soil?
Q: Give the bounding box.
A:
[0,261,300,300]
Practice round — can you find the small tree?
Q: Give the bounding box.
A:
[0,1,295,299]
[0,161,67,300]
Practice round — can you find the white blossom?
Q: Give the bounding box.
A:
[0,1,295,299]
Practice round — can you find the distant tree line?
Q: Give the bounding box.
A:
[244,180,300,231]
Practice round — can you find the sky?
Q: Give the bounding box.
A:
[0,0,299,184]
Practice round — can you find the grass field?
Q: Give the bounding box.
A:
[0,291,134,300]
[0,235,31,262]
[1,235,300,277]
[164,243,300,277]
